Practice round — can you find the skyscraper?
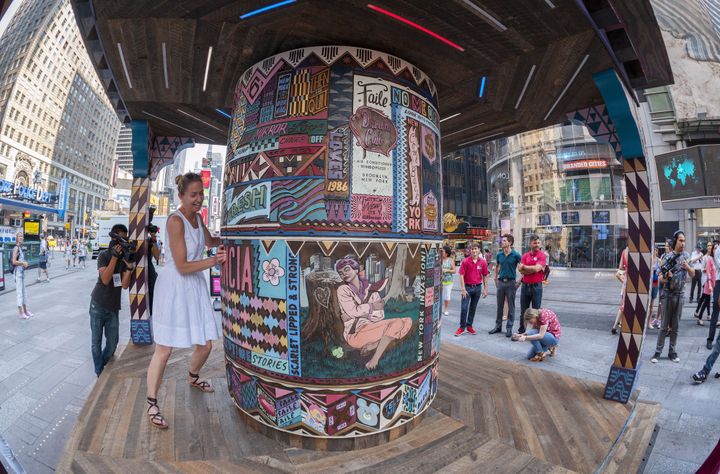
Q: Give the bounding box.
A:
[115,123,132,173]
[0,0,119,234]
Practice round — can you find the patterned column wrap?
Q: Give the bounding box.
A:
[129,177,152,344]
[604,157,653,402]
[222,47,443,439]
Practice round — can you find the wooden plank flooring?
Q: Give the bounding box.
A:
[57,342,656,473]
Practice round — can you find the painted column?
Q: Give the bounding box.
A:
[222,47,443,440]
[129,119,194,344]
[591,70,655,404]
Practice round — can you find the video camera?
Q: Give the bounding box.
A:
[109,231,138,262]
[660,252,680,279]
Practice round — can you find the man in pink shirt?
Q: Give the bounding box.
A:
[455,243,488,337]
[517,234,546,334]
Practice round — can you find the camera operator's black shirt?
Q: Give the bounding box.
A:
[91,249,127,311]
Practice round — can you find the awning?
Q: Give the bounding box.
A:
[0,197,60,214]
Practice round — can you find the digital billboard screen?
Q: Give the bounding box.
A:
[592,211,610,224]
[701,145,720,197]
[655,147,706,201]
[561,211,579,225]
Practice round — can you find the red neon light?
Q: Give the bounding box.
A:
[367,4,465,52]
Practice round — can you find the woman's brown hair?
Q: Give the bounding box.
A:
[175,172,203,195]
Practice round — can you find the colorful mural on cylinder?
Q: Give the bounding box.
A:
[222,47,442,438]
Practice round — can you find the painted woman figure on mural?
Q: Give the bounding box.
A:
[335,256,412,370]
[144,172,227,429]
[407,123,421,207]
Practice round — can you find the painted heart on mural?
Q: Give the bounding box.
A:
[315,287,331,309]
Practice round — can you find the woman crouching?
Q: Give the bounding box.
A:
[513,307,562,361]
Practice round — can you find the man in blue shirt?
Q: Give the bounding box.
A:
[490,234,522,337]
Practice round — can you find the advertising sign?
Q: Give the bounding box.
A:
[210,264,222,297]
[592,211,610,224]
[656,147,706,201]
[561,159,608,172]
[701,145,720,197]
[23,220,40,241]
[57,178,69,219]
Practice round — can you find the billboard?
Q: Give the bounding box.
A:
[702,145,720,197]
[656,147,705,201]
[23,219,40,241]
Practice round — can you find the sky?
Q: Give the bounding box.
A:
[181,144,227,173]
[0,0,21,39]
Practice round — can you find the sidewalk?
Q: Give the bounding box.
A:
[442,271,720,473]
[0,251,88,297]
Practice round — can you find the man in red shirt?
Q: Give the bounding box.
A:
[517,234,546,334]
[456,243,488,336]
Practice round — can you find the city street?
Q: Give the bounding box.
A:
[0,260,717,472]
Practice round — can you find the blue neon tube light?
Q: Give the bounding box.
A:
[215,108,232,119]
[478,76,487,98]
[240,0,296,19]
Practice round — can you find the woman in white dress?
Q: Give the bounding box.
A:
[145,172,226,429]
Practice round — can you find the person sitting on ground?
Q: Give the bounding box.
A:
[513,307,562,362]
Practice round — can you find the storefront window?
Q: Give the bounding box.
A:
[487,123,627,269]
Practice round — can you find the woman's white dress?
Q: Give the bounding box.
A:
[152,210,219,347]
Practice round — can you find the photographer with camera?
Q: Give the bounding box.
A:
[89,223,135,376]
[651,230,694,364]
[146,207,161,315]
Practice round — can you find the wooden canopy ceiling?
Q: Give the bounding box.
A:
[71,0,672,151]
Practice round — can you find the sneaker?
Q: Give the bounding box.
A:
[650,353,660,363]
[443,311,449,316]
[488,327,501,334]
[708,341,714,350]
[669,353,680,363]
[24,311,34,318]
[692,370,707,383]
[466,326,477,335]
[529,352,546,362]
[454,327,465,337]
[17,313,29,320]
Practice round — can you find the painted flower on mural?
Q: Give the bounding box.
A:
[356,399,380,427]
[262,258,285,286]
[331,346,344,358]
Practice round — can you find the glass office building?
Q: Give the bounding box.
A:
[442,144,489,228]
[486,122,627,269]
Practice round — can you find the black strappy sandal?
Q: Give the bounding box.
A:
[188,372,214,393]
[146,397,168,429]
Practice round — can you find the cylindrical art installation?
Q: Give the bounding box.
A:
[221,47,443,443]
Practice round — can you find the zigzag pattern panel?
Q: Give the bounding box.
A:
[149,136,195,179]
[608,157,653,395]
[567,105,622,160]
[129,177,151,344]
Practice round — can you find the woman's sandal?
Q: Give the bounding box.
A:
[146,397,168,429]
[189,372,214,393]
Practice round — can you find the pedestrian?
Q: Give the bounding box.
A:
[695,242,716,325]
[513,307,561,362]
[648,248,660,329]
[37,234,50,282]
[441,245,455,316]
[454,242,488,337]
[490,233,521,337]
[64,240,72,270]
[707,240,720,350]
[89,224,134,376]
[71,239,78,267]
[651,230,694,363]
[146,226,161,315]
[11,231,33,319]
[159,241,165,266]
[542,245,551,285]
[689,243,704,303]
[517,234,546,334]
[78,240,87,269]
[611,247,629,334]
[145,173,227,430]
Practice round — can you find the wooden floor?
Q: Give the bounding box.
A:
[57,342,658,473]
